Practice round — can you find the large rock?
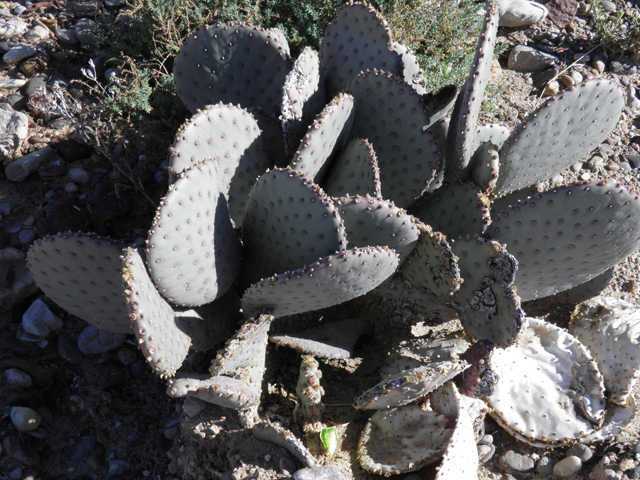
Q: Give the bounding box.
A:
[494,0,548,27]
[507,45,558,72]
[0,109,29,161]
[546,0,579,28]
[5,147,55,182]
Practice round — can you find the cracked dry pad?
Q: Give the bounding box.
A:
[174,23,291,114]
[27,233,131,333]
[240,167,346,287]
[146,160,242,307]
[488,317,606,447]
[451,236,524,348]
[290,93,354,184]
[486,182,640,301]
[168,104,272,226]
[570,296,640,405]
[241,246,399,318]
[322,138,382,198]
[347,70,440,208]
[167,373,259,410]
[334,195,420,262]
[494,80,624,197]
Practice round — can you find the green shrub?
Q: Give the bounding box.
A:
[589,0,640,59]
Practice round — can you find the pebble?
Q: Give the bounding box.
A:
[571,70,583,83]
[543,80,560,95]
[478,444,495,463]
[478,434,493,445]
[294,467,347,480]
[0,109,29,160]
[5,146,56,182]
[23,25,49,43]
[55,27,78,44]
[4,368,32,389]
[68,435,96,461]
[553,456,582,477]
[22,298,63,338]
[2,436,39,465]
[68,167,89,184]
[588,156,605,169]
[0,78,26,89]
[108,459,129,477]
[558,73,575,87]
[537,456,554,476]
[74,18,98,48]
[57,334,84,364]
[0,246,24,263]
[568,443,593,463]
[508,45,558,72]
[10,406,41,432]
[499,450,535,473]
[77,325,128,354]
[65,181,79,192]
[18,227,36,245]
[620,458,636,471]
[592,59,606,73]
[3,43,35,64]
[551,174,564,184]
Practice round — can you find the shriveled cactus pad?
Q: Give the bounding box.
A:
[570,296,640,405]
[27,233,131,333]
[580,397,636,444]
[166,374,259,410]
[241,247,399,318]
[123,248,191,378]
[487,182,640,301]
[147,160,242,307]
[488,317,606,447]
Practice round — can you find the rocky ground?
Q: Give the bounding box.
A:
[1,0,640,480]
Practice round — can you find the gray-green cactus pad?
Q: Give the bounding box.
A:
[400,224,461,298]
[354,360,468,410]
[210,316,271,395]
[469,143,500,194]
[281,47,327,157]
[486,182,640,301]
[334,195,420,262]
[347,70,440,208]
[242,246,399,318]
[472,123,511,152]
[167,374,259,410]
[488,317,606,447]
[412,182,491,239]
[422,85,457,127]
[174,23,291,113]
[446,3,499,181]
[495,80,624,197]
[451,236,523,348]
[168,104,272,225]
[570,296,640,406]
[250,108,289,168]
[123,248,191,378]
[319,3,403,98]
[27,233,131,333]
[358,403,451,476]
[290,93,354,184]
[174,287,242,352]
[241,167,347,287]
[322,138,382,198]
[269,318,368,360]
[382,334,471,376]
[147,160,242,307]
[550,267,614,303]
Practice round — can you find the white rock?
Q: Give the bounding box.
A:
[553,456,582,477]
[22,298,64,338]
[508,45,558,73]
[494,0,548,27]
[0,109,29,161]
[3,44,36,65]
[24,25,50,43]
[0,18,28,38]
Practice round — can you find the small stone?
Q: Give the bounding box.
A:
[5,147,56,182]
[478,444,495,463]
[619,161,632,172]
[546,0,579,28]
[0,109,29,161]
[0,18,28,37]
[629,465,640,479]
[55,28,78,45]
[3,44,36,65]
[182,397,207,417]
[4,368,32,389]
[537,456,555,476]
[64,182,79,192]
[499,450,535,473]
[57,334,84,364]
[588,156,605,169]
[18,228,36,246]
[567,444,593,463]
[0,247,24,263]
[532,66,559,89]
[68,435,96,461]
[571,162,582,172]
[571,71,584,83]
[597,143,615,157]
[494,0,548,27]
[77,325,128,354]
[0,78,26,90]
[294,467,347,480]
[508,45,558,72]
[10,406,41,432]
[68,167,89,184]
[551,174,564,184]
[619,458,636,472]
[554,456,582,477]
[592,59,606,73]
[74,18,99,48]
[23,25,49,43]
[599,0,617,11]
[580,172,592,181]
[543,80,560,96]
[478,434,494,445]
[558,73,576,87]
[22,298,63,338]
[108,459,129,477]
[2,435,39,465]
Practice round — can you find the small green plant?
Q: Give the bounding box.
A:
[590,0,640,59]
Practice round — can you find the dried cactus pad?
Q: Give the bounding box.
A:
[382,334,471,376]
[580,396,636,445]
[412,182,491,240]
[290,93,354,184]
[241,168,346,287]
[168,104,272,225]
[167,374,259,410]
[322,138,382,198]
[488,317,606,447]
[569,296,640,405]
[27,233,131,333]
[242,246,399,318]
[347,70,440,208]
[147,160,242,307]
[486,182,640,301]
[495,80,624,197]
[358,403,452,476]
[451,236,523,348]
[174,23,291,113]
[334,195,420,262]
[123,248,191,378]
[354,360,468,410]
[319,3,403,98]
[281,47,327,157]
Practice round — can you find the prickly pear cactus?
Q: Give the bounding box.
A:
[295,355,324,433]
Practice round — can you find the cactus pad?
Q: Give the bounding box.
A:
[241,167,347,287]
[486,182,640,301]
[295,355,324,433]
[550,267,614,303]
[174,23,290,113]
[495,80,624,197]
[334,195,420,262]
[290,93,354,184]
[451,236,523,348]
[580,397,636,445]
[382,334,471,375]
[457,340,498,399]
[123,248,191,378]
[469,143,500,194]
[27,233,131,333]
[569,296,640,405]
[167,374,259,410]
[472,123,511,152]
[147,160,242,306]
[412,182,491,239]
[281,47,327,157]
[168,104,272,225]
[322,138,382,198]
[242,246,399,318]
[488,317,606,447]
[347,70,440,207]
[358,403,451,476]
[422,85,457,126]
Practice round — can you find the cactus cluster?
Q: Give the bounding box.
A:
[25,1,640,478]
